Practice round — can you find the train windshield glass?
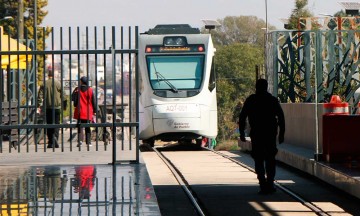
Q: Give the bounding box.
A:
[147,55,204,90]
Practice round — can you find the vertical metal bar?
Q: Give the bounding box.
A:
[69,177,73,214]
[94,26,99,151]
[86,26,90,136]
[51,179,56,216]
[314,30,323,161]
[304,32,312,102]
[34,3,37,154]
[129,176,132,214]
[60,175,65,215]
[33,0,37,49]
[60,27,65,152]
[43,27,47,152]
[16,31,21,153]
[25,28,29,153]
[120,27,125,151]
[135,26,139,163]
[111,26,116,164]
[121,176,124,202]
[316,31,324,103]
[327,31,336,97]
[95,178,99,215]
[273,31,278,97]
[77,26,82,151]
[104,177,108,216]
[112,165,117,216]
[44,177,48,215]
[128,27,132,151]
[69,27,74,151]
[103,26,108,152]
[86,26,91,151]
[51,27,56,150]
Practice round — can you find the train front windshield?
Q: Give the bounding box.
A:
[147,55,204,90]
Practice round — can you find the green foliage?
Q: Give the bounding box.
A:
[62,95,71,119]
[287,0,314,30]
[215,43,262,141]
[0,0,51,85]
[214,139,240,151]
[202,16,276,48]
[334,10,347,17]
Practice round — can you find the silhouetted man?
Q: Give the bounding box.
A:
[239,79,285,194]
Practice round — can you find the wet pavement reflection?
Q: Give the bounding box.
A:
[0,164,159,215]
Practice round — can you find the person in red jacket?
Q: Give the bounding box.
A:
[72,76,96,147]
[72,165,96,200]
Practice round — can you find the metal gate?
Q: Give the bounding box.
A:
[0,26,139,164]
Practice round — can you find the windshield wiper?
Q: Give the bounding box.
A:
[152,62,178,93]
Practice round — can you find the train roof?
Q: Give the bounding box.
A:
[143,24,201,35]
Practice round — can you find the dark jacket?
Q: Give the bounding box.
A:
[239,91,285,140]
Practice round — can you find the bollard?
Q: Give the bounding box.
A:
[323,95,349,115]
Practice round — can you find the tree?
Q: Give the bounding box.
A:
[0,0,51,84]
[202,16,275,47]
[0,0,50,39]
[287,0,313,30]
[215,43,263,140]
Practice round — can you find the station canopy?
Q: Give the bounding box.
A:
[0,26,32,69]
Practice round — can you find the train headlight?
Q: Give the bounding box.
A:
[175,37,184,45]
[164,38,174,46]
[163,36,187,46]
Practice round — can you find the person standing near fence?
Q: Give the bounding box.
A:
[38,69,64,148]
[239,78,285,195]
[72,76,96,147]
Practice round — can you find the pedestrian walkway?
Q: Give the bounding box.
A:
[0,140,160,216]
[238,140,360,199]
[142,148,360,215]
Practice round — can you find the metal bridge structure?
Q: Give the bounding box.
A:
[266,29,360,113]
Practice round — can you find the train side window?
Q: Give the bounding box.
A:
[208,57,216,92]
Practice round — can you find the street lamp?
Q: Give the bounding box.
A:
[0,17,14,34]
[265,0,268,34]
[261,27,267,79]
[18,0,24,39]
[201,19,221,33]
[264,0,268,79]
[0,16,14,21]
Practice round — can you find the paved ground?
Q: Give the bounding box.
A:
[142,148,360,216]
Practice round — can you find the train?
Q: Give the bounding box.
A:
[138,24,217,146]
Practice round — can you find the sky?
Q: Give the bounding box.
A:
[42,0,348,32]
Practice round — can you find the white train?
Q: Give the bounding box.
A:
[139,24,217,146]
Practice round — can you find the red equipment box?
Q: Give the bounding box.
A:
[323,115,360,163]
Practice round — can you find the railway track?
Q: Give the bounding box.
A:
[148,144,344,216]
[210,149,331,216]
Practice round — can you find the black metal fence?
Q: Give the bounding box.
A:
[0,26,139,164]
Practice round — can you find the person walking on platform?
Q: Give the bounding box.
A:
[38,69,65,148]
[72,76,96,147]
[239,78,285,194]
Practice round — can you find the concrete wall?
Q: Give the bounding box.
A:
[281,103,324,152]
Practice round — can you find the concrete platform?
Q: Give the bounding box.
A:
[0,141,160,216]
[238,140,360,200]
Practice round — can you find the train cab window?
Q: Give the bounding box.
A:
[146,55,204,91]
[208,57,216,92]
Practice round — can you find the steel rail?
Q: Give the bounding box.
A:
[153,147,205,216]
[209,148,330,216]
